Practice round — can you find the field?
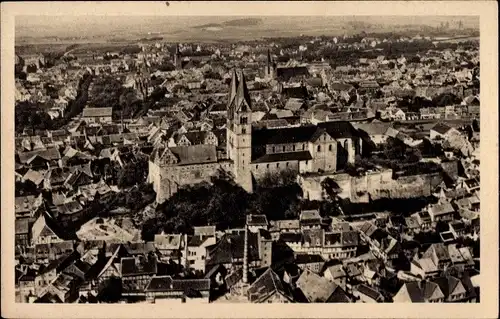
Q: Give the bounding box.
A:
[15,16,479,46]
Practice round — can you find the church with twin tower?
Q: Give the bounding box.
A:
[149,69,360,203]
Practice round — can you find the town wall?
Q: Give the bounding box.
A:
[299,169,442,203]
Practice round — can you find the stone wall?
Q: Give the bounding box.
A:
[150,160,234,203]
[299,169,443,203]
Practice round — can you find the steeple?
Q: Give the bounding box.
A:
[267,48,271,74]
[227,69,239,119]
[234,70,252,113]
[174,43,181,69]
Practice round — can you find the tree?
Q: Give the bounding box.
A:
[15,180,39,197]
[117,157,148,189]
[472,119,480,132]
[158,60,176,72]
[321,177,342,200]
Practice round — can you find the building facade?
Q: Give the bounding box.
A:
[148,69,360,202]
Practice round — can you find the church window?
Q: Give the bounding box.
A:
[329,144,332,151]
[256,165,258,169]
[293,145,296,151]
[317,145,321,152]
[242,128,246,134]
[276,163,279,168]
[286,162,289,167]
[240,117,248,125]
[266,164,270,169]
[272,146,275,153]
[302,144,305,150]
[282,146,286,152]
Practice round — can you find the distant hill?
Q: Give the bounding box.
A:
[223,18,262,27]
[193,18,263,29]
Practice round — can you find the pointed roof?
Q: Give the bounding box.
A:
[227,69,239,110]
[32,213,61,243]
[234,70,252,113]
[247,267,292,303]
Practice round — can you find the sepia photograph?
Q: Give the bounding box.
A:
[1,1,498,318]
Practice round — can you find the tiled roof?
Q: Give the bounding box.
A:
[18,148,61,164]
[82,107,113,118]
[120,256,157,277]
[169,144,218,166]
[431,122,452,135]
[246,214,268,226]
[356,284,383,301]
[353,122,392,136]
[206,230,260,266]
[296,269,337,302]
[145,275,210,293]
[247,267,291,303]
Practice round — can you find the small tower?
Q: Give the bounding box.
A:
[226,69,253,193]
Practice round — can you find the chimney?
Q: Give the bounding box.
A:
[243,225,249,284]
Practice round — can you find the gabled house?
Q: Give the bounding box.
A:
[423,243,452,271]
[121,255,158,297]
[35,251,80,296]
[428,203,455,223]
[393,280,445,303]
[432,275,468,302]
[31,213,65,246]
[154,233,182,261]
[247,267,293,303]
[182,233,217,272]
[323,263,347,289]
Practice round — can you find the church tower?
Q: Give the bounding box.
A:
[227,69,253,193]
[174,43,182,69]
[265,48,276,79]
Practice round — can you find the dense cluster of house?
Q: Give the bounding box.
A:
[15,32,479,303]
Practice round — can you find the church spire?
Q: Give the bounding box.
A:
[227,69,239,119]
[267,48,271,73]
[235,70,251,112]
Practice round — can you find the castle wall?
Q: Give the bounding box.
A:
[299,170,442,203]
[150,161,233,203]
